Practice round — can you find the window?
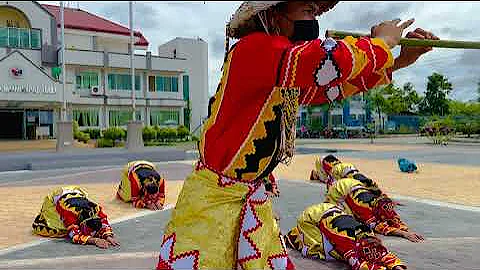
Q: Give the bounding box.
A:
[19,28,30,48]
[73,109,100,127]
[0,27,41,49]
[358,114,366,124]
[108,74,140,91]
[332,115,343,126]
[183,75,189,101]
[76,72,99,89]
[109,110,141,126]
[150,109,180,126]
[30,29,41,49]
[0,28,7,47]
[148,76,156,92]
[8,28,18,47]
[155,76,178,92]
[39,111,54,125]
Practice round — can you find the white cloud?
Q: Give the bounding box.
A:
[40,1,480,101]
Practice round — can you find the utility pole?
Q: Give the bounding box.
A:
[126,1,143,150]
[130,1,136,121]
[56,0,74,152]
[61,1,66,121]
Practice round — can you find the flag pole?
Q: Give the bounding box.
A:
[60,1,66,121]
[129,1,136,120]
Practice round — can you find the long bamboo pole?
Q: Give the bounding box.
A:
[326,30,480,49]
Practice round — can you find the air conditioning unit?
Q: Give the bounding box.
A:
[90,86,101,96]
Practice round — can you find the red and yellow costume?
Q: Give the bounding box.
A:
[32,186,114,244]
[311,156,384,196]
[117,160,166,209]
[285,202,406,270]
[325,178,409,236]
[158,31,394,270]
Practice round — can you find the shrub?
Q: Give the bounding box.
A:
[177,125,190,141]
[398,125,414,134]
[103,127,126,146]
[74,131,90,143]
[422,117,455,144]
[96,138,114,148]
[191,135,200,142]
[83,128,102,139]
[157,127,168,142]
[103,127,125,141]
[142,126,157,142]
[72,121,79,135]
[165,128,178,142]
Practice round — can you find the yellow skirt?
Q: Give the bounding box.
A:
[157,165,293,269]
[32,186,88,238]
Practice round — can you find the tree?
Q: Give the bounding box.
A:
[402,82,422,113]
[477,81,480,102]
[419,72,453,116]
[365,85,388,129]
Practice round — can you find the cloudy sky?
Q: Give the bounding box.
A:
[39,1,480,101]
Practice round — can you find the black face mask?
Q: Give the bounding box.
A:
[291,19,319,42]
[145,184,159,195]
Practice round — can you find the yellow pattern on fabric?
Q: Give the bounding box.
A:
[32,186,88,237]
[370,38,395,70]
[342,36,368,81]
[341,37,394,99]
[289,43,309,87]
[223,87,284,180]
[292,203,332,259]
[162,167,286,269]
[331,162,357,181]
[325,178,365,215]
[199,48,235,158]
[341,81,361,98]
[242,199,285,269]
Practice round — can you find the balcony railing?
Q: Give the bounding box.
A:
[0,27,41,50]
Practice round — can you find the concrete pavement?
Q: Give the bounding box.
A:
[1,180,480,269]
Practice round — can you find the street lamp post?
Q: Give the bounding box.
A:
[56,0,74,152]
[126,1,144,150]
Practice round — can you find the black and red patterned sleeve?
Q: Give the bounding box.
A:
[278,36,394,105]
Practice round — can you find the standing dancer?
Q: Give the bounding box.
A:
[157,1,437,269]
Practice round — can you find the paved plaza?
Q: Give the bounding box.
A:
[0,139,479,269]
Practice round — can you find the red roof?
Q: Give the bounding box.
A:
[42,4,149,47]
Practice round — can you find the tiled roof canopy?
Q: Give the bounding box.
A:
[42,4,149,46]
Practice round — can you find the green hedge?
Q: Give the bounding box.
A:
[96,138,114,148]
[74,131,90,143]
[83,128,102,139]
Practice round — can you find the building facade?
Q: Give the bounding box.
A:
[298,93,387,131]
[0,1,208,139]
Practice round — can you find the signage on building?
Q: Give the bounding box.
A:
[0,84,57,94]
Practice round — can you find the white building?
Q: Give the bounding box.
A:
[0,1,208,140]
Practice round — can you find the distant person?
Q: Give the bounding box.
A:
[285,202,407,270]
[32,186,119,249]
[117,160,165,210]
